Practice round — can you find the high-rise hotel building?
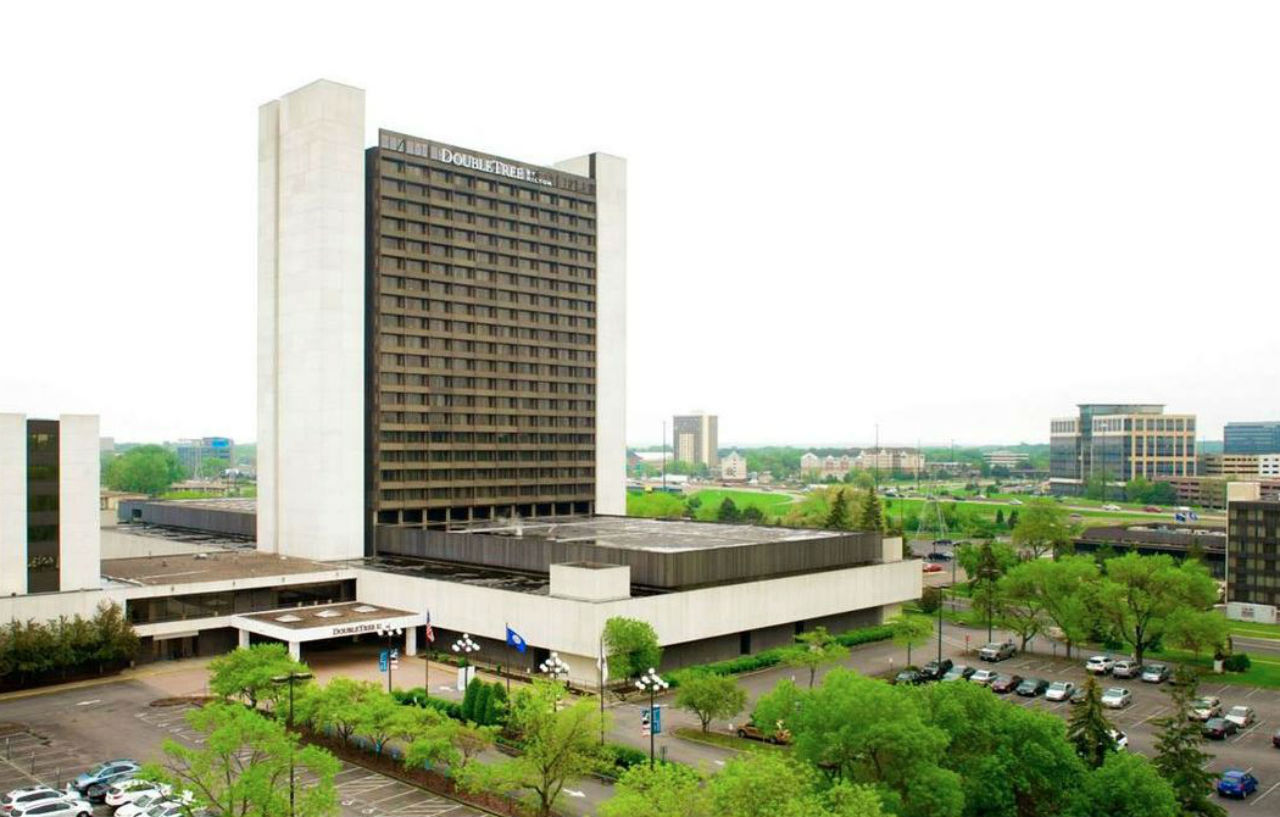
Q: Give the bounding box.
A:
[259,80,625,560]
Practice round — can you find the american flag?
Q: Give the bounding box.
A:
[425,611,435,643]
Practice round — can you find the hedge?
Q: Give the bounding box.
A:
[392,687,464,721]
[663,623,895,687]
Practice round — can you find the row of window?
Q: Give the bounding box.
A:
[378,317,591,349]
[381,279,594,311]
[378,412,593,428]
[379,467,594,482]
[378,171,596,216]
[378,301,596,331]
[378,157,594,209]
[379,430,593,446]
[380,449,591,463]
[380,216,595,248]
[378,293,593,317]
[380,242,594,282]
[379,265,595,296]
[377,373,593,395]
[379,392,592,411]
[379,355,594,382]
[378,234,595,266]
[380,484,594,502]
[379,340,592,367]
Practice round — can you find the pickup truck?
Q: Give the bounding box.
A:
[979,641,1017,661]
[736,723,792,745]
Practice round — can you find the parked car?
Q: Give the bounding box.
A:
[941,665,976,682]
[1143,505,1162,513]
[1101,504,1122,511]
[920,658,953,681]
[1111,659,1141,679]
[1016,678,1049,697]
[1101,688,1133,709]
[1045,681,1075,702]
[1216,769,1259,798]
[71,762,139,796]
[990,674,1023,694]
[1069,686,1089,705]
[1226,706,1256,729]
[105,782,168,810]
[925,552,953,563]
[1272,728,1280,749]
[922,563,943,573]
[11,798,92,817]
[893,669,923,685]
[735,723,791,745]
[1204,718,1239,740]
[979,641,1017,662]
[970,669,999,686]
[1140,664,1171,684]
[116,793,167,817]
[2,789,66,815]
[1108,729,1128,751]
[1190,697,1223,722]
[1085,655,1115,675]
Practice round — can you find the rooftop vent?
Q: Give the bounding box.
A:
[315,610,342,618]
[275,614,303,623]
[352,605,378,613]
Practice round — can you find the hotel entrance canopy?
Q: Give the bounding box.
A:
[231,601,424,659]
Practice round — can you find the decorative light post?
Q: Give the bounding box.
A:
[378,626,403,694]
[452,634,480,691]
[635,667,669,768]
[272,671,313,817]
[539,651,570,711]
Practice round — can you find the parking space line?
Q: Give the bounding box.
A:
[367,789,420,806]
[1245,686,1261,699]
[1255,780,1280,804]
[1231,719,1266,744]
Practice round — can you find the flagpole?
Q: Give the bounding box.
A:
[598,633,606,745]
[505,622,512,695]
[423,611,430,703]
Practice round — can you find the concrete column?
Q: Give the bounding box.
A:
[288,640,301,661]
[0,414,26,596]
[58,415,101,592]
[405,627,417,657]
[238,630,250,649]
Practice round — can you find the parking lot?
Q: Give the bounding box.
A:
[971,651,1280,814]
[0,682,484,817]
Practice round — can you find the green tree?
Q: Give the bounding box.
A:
[1007,508,1020,528]
[297,677,377,744]
[994,567,1049,651]
[1165,608,1229,662]
[918,585,943,614]
[105,444,186,496]
[404,716,495,775]
[1095,553,1221,664]
[717,498,742,523]
[995,508,1005,526]
[603,617,662,683]
[855,489,884,533]
[352,689,416,756]
[144,702,338,817]
[741,505,766,524]
[90,601,140,671]
[709,753,857,817]
[674,674,747,732]
[1066,676,1115,769]
[888,614,933,667]
[1011,499,1074,558]
[600,761,710,817]
[1152,668,1226,817]
[460,677,482,722]
[463,687,605,817]
[208,643,309,711]
[786,626,849,688]
[825,489,852,531]
[1076,751,1177,817]
[1009,556,1100,657]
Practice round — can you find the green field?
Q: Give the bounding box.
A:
[626,488,795,522]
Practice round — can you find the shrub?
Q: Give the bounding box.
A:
[598,742,652,774]
[1223,653,1252,673]
[662,624,895,687]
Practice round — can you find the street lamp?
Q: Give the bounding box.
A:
[635,667,669,768]
[272,671,313,817]
[539,652,570,710]
[378,626,403,694]
[452,633,480,664]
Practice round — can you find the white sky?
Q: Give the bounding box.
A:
[1,2,1276,448]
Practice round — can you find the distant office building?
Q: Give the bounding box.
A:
[0,414,101,594]
[984,450,1029,470]
[175,437,235,476]
[855,448,924,475]
[1224,422,1280,455]
[801,453,853,480]
[1050,404,1196,495]
[1158,476,1280,510]
[720,451,748,482]
[1203,453,1265,478]
[1227,493,1280,607]
[673,412,718,467]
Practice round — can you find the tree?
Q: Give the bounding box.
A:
[460,677,482,722]
[463,689,605,817]
[995,567,1049,651]
[674,674,747,732]
[145,702,339,817]
[741,505,766,524]
[105,444,186,496]
[90,601,140,671]
[1011,499,1074,558]
[786,626,849,688]
[1152,669,1226,817]
[855,490,884,533]
[889,614,933,667]
[352,689,416,756]
[709,753,868,817]
[1095,553,1220,664]
[1066,676,1115,769]
[600,761,710,817]
[1008,556,1100,657]
[404,716,495,775]
[603,617,662,683]
[208,643,310,711]
[296,677,377,744]
[1007,508,1020,528]
[918,586,943,614]
[1165,608,1229,662]
[1076,751,1177,817]
[995,508,1005,527]
[716,498,742,523]
[825,489,852,531]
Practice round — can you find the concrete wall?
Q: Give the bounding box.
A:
[117,501,256,539]
[258,80,366,561]
[58,415,101,592]
[0,414,26,596]
[100,529,210,559]
[555,154,626,516]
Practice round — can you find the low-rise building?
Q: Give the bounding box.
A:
[720,451,748,482]
[984,450,1029,470]
[1158,476,1280,509]
[1227,492,1280,607]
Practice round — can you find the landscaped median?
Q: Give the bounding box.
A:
[660,623,895,687]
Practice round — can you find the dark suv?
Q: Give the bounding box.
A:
[920,658,954,681]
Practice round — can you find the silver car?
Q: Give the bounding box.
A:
[1111,659,1141,679]
[1101,688,1133,709]
[11,798,92,817]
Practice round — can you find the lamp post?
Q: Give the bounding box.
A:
[452,634,480,690]
[272,671,313,817]
[539,651,570,711]
[378,626,403,694]
[635,667,669,768]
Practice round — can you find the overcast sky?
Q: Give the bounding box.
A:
[1,2,1276,448]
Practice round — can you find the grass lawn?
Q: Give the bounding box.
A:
[1225,620,1280,640]
[673,726,787,754]
[627,489,796,522]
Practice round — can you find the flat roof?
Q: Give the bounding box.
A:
[449,515,838,553]
[235,601,415,631]
[101,550,342,586]
[141,498,257,513]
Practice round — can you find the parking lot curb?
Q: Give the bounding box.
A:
[0,659,214,703]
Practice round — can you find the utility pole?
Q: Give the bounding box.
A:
[661,420,667,490]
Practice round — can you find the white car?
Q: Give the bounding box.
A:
[106,782,169,810]
[141,800,193,817]
[1100,688,1133,709]
[1190,696,1222,722]
[1225,705,1256,729]
[117,792,168,817]
[970,669,999,685]
[1045,681,1076,702]
[1102,504,1122,511]
[2,788,66,814]
[11,798,92,817]
[1108,729,1128,751]
[1085,655,1115,675]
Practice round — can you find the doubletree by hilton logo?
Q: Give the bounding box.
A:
[433,146,553,187]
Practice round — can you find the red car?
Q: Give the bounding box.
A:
[1143,505,1161,513]
[923,563,943,573]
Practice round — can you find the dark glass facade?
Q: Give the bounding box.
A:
[125,579,356,625]
[1228,500,1280,606]
[1224,422,1280,455]
[26,420,59,593]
